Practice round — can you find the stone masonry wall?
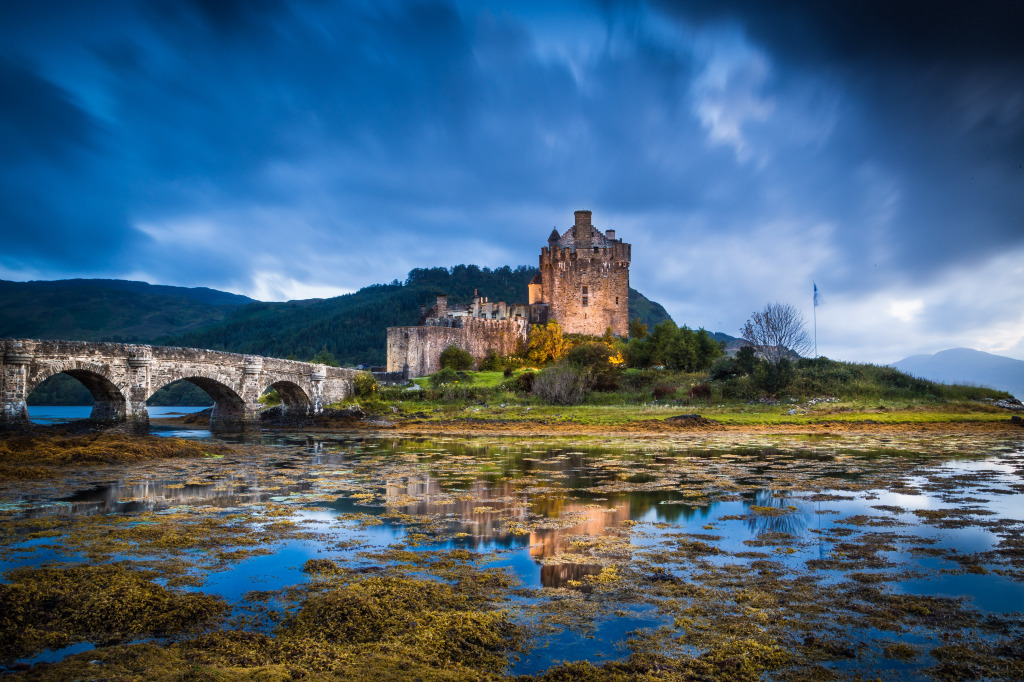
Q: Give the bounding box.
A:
[386,318,527,377]
[540,241,630,337]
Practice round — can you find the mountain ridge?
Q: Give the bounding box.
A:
[891,347,1024,399]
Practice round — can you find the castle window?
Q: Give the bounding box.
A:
[615,296,619,306]
[582,286,589,307]
[593,247,599,253]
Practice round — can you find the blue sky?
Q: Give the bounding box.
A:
[1,0,1022,362]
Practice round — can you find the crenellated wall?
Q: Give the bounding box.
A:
[386,318,527,377]
[539,210,630,337]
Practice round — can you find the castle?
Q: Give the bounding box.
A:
[386,210,631,377]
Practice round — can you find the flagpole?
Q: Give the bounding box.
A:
[813,282,818,358]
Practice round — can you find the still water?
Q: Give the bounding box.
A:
[2,423,1023,677]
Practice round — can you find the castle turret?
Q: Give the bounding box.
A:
[573,210,593,249]
[537,210,629,336]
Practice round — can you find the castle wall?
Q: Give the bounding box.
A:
[540,241,630,337]
[387,318,527,377]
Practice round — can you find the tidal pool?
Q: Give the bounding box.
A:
[1,430,1023,679]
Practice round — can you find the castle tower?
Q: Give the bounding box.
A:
[536,210,630,336]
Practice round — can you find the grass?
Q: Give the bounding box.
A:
[366,356,1018,429]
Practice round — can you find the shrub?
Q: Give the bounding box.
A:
[652,384,677,400]
[753,358,794,395]
[735,345,758,376]
[353,371,378,398]
[478,351,504,372]
[429,367,461,388]
[533,363,593,405]
[503,367,514,378]
[567,342,622,391]
[621,369,659,392]
[709,357,739,381]
[439,345,474,371]
[503,371,536,394]
[687,382,712,400]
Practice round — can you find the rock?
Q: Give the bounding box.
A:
[665,414,718,427]
[1012,415,1023,426]
[994,398,1024,411]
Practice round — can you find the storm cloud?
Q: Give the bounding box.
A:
[1,0,1021,361]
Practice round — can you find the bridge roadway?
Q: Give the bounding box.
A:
[0,338,359,432]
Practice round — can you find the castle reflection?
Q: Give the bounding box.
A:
[385,475,632,587]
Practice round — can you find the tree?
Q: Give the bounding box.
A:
[527,321,569,364]
[740,302,812,363]
[629,318,648,340]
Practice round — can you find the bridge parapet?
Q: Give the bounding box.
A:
[0,338,358,432]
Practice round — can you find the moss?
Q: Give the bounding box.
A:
[0,563,226,662]
[0,433,232,481]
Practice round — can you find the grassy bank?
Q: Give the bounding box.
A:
[348,359,1020,430]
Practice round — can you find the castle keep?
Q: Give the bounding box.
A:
[387,211,630,377]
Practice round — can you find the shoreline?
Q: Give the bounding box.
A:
[149,413,1024,438]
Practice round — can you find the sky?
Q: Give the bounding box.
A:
[1,0,1022,363]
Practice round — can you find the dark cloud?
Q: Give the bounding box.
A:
[652,0,1024,66]
[0,0,1020,359]
[0,59,100,163]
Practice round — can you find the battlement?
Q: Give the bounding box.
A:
[536,210,630,336]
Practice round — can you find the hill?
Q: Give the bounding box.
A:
[0,279,252,343]
[1,268,675,370]
[891,348,1024,399]
[161,265,675,366]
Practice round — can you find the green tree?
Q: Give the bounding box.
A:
[312,346,339,367]
[628,318,648,340]
[439,345,474,371]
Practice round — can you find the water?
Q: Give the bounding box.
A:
[2,430,1023,677]
[27,405,209,425]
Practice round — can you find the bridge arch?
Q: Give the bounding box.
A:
[149,369,248,431]
[27,362,132,424]
[263,380,311,416]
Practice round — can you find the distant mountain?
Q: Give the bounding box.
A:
[0,279,253,343]
[891,348,1024,399]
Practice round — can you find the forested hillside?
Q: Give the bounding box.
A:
[162,265,675,366]
[3,267,675,375]
[0,279,252,342]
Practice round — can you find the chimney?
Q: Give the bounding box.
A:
[606,229,615,241]
[573,210,592,249]
[435,295,448,316]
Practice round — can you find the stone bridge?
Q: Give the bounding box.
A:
[0,338,361,432]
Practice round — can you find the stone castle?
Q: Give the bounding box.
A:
[386,210,631,377]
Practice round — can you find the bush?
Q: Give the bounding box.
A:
[621,369,659,392]
[735,345,758,375]
[652,384,677,400]
[428,367,461,388]
[439,345,474,371]
[533,363,593,405]
[567,342,622,391]
[687,382,712,400]
[753,358,794,395]
[708,357,739,381]
[503,371,536,394]
[503,367,514,378]
[478,351,504,372]
[353,371,378,398]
